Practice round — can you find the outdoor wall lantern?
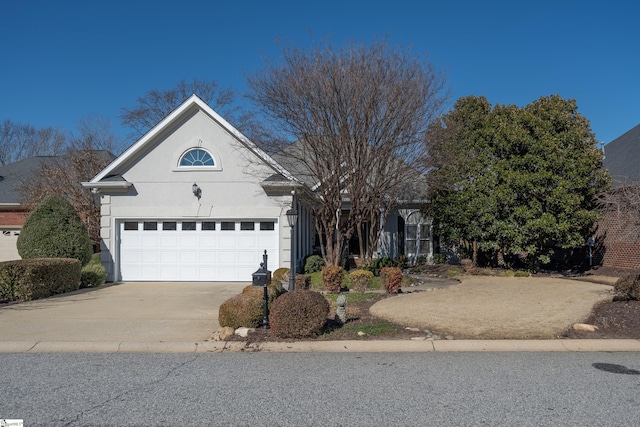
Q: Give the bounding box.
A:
[286,207,299,291]
[192,183,201,199]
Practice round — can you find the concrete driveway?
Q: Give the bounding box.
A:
[0,282,248,342]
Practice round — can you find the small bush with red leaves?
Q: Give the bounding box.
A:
[349,270,373,293]
[322,266,343,293]
[269,290,330,338]
[380,266,402,294]
[294,274,311,290]
[613,274,640,301]
[218,284,284,329]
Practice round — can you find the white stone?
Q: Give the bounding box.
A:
[411,336,427,341]
[405,327,421,332]
[235,327,256,338]
[357,331,367,336]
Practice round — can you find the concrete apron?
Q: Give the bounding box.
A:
[0,281,248,343]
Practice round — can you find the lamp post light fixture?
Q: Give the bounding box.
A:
[192,183,201,199]
[286,207,298,291]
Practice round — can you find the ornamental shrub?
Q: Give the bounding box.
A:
[0,258,81,301]
[304,255,325,274]
[322,265,344,293]
[272,267,290,283]
[613,274,640,301]
[80,258,107,288]
[17,195,93,266]
[218,283,285,329]
[294,274,311,290]
[349,270,373,293]
[380,266,402,294]
[269,290,330,338]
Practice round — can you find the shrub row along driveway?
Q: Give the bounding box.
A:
[370,276,614,339]
[0,282,247,342]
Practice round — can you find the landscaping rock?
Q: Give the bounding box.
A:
[218,327,235,340]
[235,327,256,338]
[445,335,455,340]
[357,331,366,337]
[405,327,421,332]
[411,336,427,341]
[572,323,599,332]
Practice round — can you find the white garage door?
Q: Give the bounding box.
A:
[119,220,279,281]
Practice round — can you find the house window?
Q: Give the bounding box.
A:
[143,221,158,231]
[182,222,196,231]
[179,148,214,167]
[405,212,431,263]
[124,222,138,231]
[240,222,255,231]
[163,222,177,231]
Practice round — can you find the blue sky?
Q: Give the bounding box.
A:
[1,0,638,146]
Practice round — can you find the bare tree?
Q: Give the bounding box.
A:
[120,78,238,139]
[0,120,67,165]
[597,177,640,243]
[19,116,119,244]
[249,39,448,265]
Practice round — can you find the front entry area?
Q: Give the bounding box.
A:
[118,219,278,281]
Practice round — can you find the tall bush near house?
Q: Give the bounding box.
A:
[349,270,373,293]
[17,194,93,266]
[322,266,343,293]
[380,267,402,294]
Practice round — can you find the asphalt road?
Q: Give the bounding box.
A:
[1,352,639,426]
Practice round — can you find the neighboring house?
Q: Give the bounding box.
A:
[0,156,62,261]
[596,123,640,269]
[84,95,432,282]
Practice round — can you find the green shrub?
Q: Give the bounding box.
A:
[446,267,464,278]
[613,274,640,301]
[269,290,330,338]
[432,253,446,264]
[322,265,344,293]
[304,255,325,274]
[349,270,373,293]
[394,255,408,269]
[363,257,395,276]
[380,267,402,294]
[0,258,81,301]
[17,195,93,266]
[80,264,107,288]
[294,274,311,290]
[513,270,530,277]
[272,267,290,282]
[218,283,285,329]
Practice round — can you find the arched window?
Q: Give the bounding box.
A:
[179,148,215,167]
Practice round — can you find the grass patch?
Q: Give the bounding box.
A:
[323,321,398,338]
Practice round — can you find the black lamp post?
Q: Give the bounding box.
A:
[286,208,299,291]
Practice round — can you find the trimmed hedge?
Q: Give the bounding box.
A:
[0,258,82,301]
[613,274,640,301]
[17,195,93,266]
[322,265,343,293]
[349,270,374,293]
[269,290,330,338]
[218,283,285,329]
[380,266,402,294]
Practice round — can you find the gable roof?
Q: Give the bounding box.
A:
[87,94,299,186]
[604,123,640,186]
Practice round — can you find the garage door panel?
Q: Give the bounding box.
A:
[120,220,278,281]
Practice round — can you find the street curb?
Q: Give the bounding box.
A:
[1,339,640,353]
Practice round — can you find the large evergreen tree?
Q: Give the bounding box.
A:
[426,95,610,268]
[17,194,93,266]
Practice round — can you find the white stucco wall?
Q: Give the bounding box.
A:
[97,109,296,281]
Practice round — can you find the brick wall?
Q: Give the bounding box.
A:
[0,211,28,227]
[595,210,640,269]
